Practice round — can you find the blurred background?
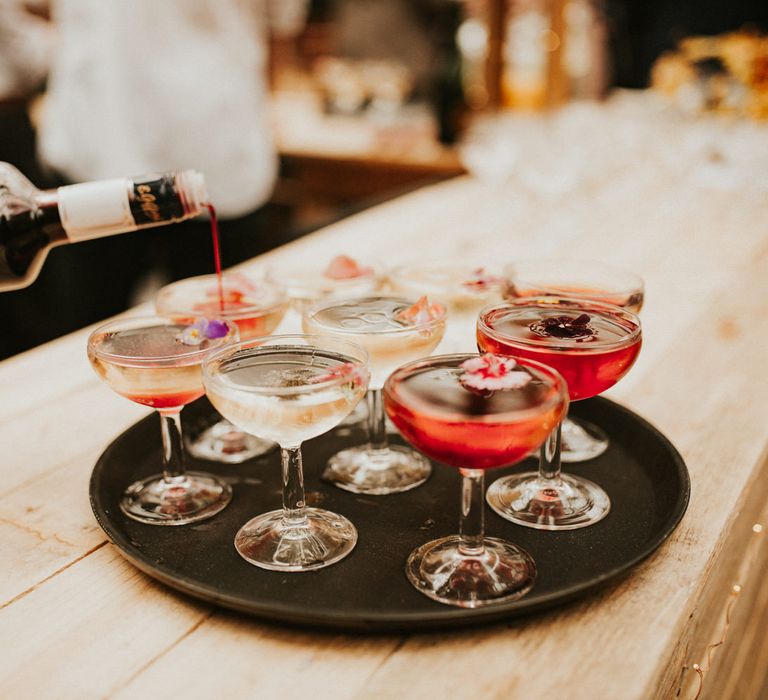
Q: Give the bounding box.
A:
[1,0,767,360]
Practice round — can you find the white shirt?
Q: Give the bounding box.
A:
[39,0,306,218]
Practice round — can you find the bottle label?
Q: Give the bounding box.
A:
[58,173,185,241]
[129,174,184,226]
[58,179,137,241]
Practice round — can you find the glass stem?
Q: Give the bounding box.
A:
[158,409,187,483]
[539,418,563,482]
[458,468,485,556]
[281,445,308,527]
[366,388,389,452]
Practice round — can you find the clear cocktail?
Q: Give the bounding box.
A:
[202,334,369,571]
[266,254,381,308]
[388,263,502,352]
[302,295,446,495]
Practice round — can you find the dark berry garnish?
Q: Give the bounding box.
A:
[530,313,595,340]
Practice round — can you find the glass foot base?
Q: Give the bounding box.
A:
[487,471,610,530]
[235,508,357,571]
[560,416,609,463]
[406,536,537,608]
[323,445,431,495]
[120,471,232,525]
[186,419,275,464]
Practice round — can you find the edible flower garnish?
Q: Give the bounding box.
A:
[530,313,595,340]
[395,296,445,325]
[460,354,532,393]
[308,362,367,387]
[323,255,374,280]
[175,318,229,346]
[462,267,502,291]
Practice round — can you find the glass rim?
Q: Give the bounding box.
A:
[201,333,370,396]
[302,295,447,336]
[87,315,238,366]
[383,352,569,424]
[155,273,288,319]
[477,297,642,352]
[502,258,644,297]
[264,260,382,297]
[388,263,503,295]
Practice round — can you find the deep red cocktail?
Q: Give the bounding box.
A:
[477,297,642,530]
[477,303,641,401]
[501,259,644,461]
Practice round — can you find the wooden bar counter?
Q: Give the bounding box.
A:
[1,104,768,699]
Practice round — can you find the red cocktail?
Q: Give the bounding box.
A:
[478,304,641,400]
[384,353,568,607]
[477,297,642,530]
[501,259,645,461]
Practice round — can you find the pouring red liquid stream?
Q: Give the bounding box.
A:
[206,204,224,312]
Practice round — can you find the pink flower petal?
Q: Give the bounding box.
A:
[395,296,445,325]
[323,255,374,280]
[459,353,531,392]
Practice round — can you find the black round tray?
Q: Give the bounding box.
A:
[90,396,689,633]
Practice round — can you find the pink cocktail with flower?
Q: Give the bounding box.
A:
[384,353,568,607]
[87,316,238,525]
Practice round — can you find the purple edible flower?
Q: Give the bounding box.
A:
[176,318,229,345]
[205,319,229,339]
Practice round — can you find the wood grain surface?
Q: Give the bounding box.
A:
[1,111,767,699]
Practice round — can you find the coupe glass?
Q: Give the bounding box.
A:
[477,297,642,530]
[502,260,644,461]
[388,262,502,352]
[202,334,369,571]
[266,256,382,309]
[384,353,568,607]
[156,271,288,463]
[302,295,446,495]
[87,316,238,525]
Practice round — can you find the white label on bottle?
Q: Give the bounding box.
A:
[58,179,137,241]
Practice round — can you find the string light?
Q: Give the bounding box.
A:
[679,522,763,698]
